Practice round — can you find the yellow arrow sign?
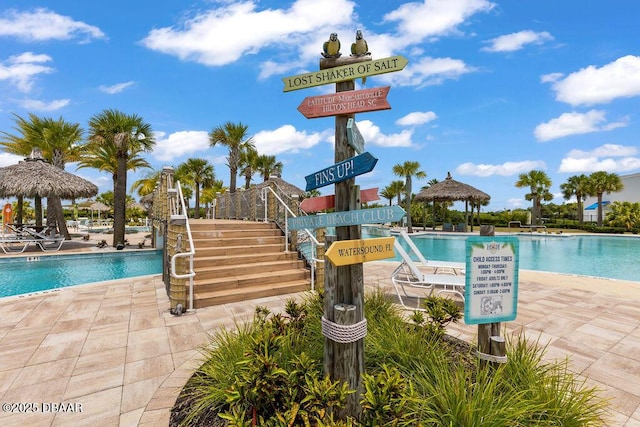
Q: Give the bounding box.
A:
[282,56,408,92]
[325,237,396,266]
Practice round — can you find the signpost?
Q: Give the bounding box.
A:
[325,237,396,266]
[282,56,408,92]
[300,187,379,212]
[305,152,377,191]
[287,205,405,231]
[297,87,391,119]
[347,119,364,154]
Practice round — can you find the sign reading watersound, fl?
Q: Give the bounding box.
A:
[287,205,405,231]
[325,237,396,266]
[464,237,519,325]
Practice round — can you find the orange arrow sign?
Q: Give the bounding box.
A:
[300,187,379,212]
[325,237,396,266]
[297,87,391,119]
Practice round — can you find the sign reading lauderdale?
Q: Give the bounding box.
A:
[325,237,396,266]
[282,56,408,92]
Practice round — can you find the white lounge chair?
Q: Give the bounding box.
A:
[391,242,466,311]
[0,234,31,253]
[398,230,465,275]
[22,226,65,251]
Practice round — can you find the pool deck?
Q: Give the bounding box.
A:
[1,246,640,425]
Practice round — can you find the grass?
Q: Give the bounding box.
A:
[170,290,609,426]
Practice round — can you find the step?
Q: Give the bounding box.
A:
[195,260,306,280]
[194,269,309,293]
[193,280,310,308]
[193,251,299,268]
[189,220,276,231]
[191,228,281,239]
[193,235,284,248]
[194,243,285,257]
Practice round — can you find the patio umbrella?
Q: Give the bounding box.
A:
[414,172,490,231]
[0,148,98,234]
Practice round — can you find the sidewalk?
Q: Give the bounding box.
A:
[0,263,639,426]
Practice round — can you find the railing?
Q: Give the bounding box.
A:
[169,181,196,311]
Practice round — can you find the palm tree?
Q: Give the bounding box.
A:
[238,147,259,189]
[587,171,623,226]
[209,121,255,193]
[86,109,154,247]
[515,170,552,225]
[176,158,215,219]
[131,169,162,198]
[202,180,227,218]
[606,201,640,230]
[392,161,426,233]
[380,185,396,206]
[256,154,283,181]
[560,174,590,224]
[388,180,405,206]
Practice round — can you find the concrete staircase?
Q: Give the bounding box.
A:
[189,219,311,308]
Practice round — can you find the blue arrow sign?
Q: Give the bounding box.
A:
[347,119,364,154]
[305,152,377,191]
[287,205,406,231]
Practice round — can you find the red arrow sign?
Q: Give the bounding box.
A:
[300,187,379,212]
[297,86,391,119]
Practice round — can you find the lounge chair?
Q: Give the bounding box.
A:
[22,226,65,251]
[391,242,466,311]
[442,222,453,232]
[455,223,467,232]
[398,230,465,275]
[0,234,31,254]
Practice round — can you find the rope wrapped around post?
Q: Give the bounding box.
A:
[321,315,367,343]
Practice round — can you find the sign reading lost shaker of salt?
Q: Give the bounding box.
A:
[464,237,519,325]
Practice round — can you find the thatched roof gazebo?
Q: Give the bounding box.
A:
[414,172,490,231]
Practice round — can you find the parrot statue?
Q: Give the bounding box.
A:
[350,30,370,57]
[322,33,341,58]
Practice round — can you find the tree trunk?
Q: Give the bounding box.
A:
[113,154,127,247]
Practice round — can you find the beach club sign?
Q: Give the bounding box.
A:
[287,205,405,231]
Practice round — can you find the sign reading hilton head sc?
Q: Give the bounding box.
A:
[287,205,406,231]
[464,237,519,325]
[305,152,377,192]
[297,87,391,119]
[325,237,396,266]
[282,56,408,92]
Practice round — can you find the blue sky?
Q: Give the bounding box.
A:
[1,0,639,211]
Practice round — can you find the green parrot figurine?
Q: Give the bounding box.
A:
[322,33,341,58]
[350,30,370,56]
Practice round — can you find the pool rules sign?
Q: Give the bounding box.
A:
[464,236,519,325]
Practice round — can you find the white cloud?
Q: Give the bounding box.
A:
[152,130,210,162]
[99,81,135,94]
[0,152,23,167]
[549,55,640,106]
[389,56,475,87]
[0,52,53,92]
[482,30,553,52]
[456,160,546,177]
[18,98,69,111]
[396,111,438,126]
[254,125,328,155]
[558,144,640,173]
[534,110,628,142]
[540,72,563,83]
[356,120,414,147]
[0,8,105,42]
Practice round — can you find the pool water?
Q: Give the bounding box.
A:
[389,233,640,282]
[1,250,162,298]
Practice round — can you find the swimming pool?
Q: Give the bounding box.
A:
[0,250,162,298]
[388,232,640,282]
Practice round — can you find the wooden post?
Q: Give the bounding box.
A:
[477,322,506,369]
[315,228,326,292]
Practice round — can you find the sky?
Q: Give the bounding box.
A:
[1,0,639,211]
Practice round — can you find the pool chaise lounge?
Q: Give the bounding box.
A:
[0,225,65,253]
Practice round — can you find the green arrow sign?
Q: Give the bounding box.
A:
[287,205,406,231]
[282,56,408,92]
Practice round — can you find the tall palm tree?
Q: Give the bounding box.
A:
[176,158,215,219]
[238,147,259,189]
[209,121,255,193]
[380,185,396,206]
[86,109,154,247]
[388,180,405,206]
[560,174,590,224]
[515,170,552,225]
[392,161,426,233]
[131,169,162,198]
[256,154,283,181]
[587,171,623,226]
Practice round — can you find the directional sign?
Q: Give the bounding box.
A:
[287,205,406,231]
[305,152,377,192]
[300,187,379,212]
[347,119,365,154]
[325,237,396,266]
[297,87,391,119]
[283,56,409,92]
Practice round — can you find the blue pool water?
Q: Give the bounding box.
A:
[388,232,640,282]
[1,250,162,298]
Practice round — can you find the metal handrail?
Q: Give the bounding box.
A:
[261,186,323,291]
[170,181,196,311]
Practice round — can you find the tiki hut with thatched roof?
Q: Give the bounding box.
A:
[414,172,490,231]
